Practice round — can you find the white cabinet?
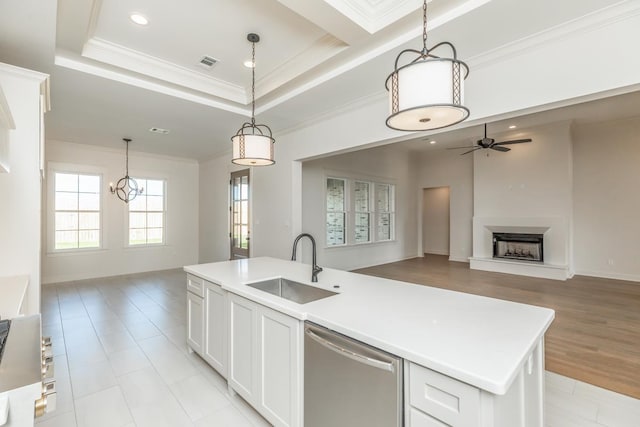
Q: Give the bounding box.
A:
[406,340,545,427]
[228,293,258,403]
[228,293,302,427]
[204,281,228,378]
[187,291,204,354]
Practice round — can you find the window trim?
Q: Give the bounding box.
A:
[125,177,167,248]
[47,163,106,254]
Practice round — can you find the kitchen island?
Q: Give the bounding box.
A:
[184,257,554,427]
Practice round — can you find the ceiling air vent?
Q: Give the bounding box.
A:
[199,55,218,69]
[149,127,170,135]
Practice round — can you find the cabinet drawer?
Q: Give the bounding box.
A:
[410,407,451,427]
[409,363,479,427]
[187,274,204,297]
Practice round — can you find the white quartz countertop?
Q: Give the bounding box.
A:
[184,257,554,395]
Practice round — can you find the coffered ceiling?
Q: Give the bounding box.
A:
[0,0,632,159]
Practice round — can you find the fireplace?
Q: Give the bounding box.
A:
[493,233,543,262]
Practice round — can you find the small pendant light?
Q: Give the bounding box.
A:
[110,138,143,203]
[231,33,275,166]
[385,0,470,131]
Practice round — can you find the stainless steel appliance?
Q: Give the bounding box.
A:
[304,322,403,427]
[0,315,56,427]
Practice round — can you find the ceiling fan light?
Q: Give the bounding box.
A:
[386,58,468,131]
[232,133,275,166]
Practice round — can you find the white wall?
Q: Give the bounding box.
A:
[42,140,199,283]
[0,63,47,314]
[301,146,418,270]
[417,149,474,262]
[199,13,640,273]
[572,117,640,281]
[422,187,450,256]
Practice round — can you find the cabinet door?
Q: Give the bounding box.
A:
[257,306,302,427]
[204,282,227,378]
[228,293,258,404]
[186,292,204,355]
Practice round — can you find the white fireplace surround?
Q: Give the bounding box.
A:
[470,217,571,280]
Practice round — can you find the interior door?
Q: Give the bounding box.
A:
[230,169,250,259]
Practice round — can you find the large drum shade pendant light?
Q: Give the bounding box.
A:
[231,33,275,166]
[385,0,470,131]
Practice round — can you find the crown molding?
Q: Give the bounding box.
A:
[82,38,247,104]
[466,0,640,71]
[324,0,422,33]
[0,84,16,130]
[54,50,251,117]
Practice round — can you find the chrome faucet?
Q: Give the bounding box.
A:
[291,233,323,282]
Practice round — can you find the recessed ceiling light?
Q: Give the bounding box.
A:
[244,60,255,68]
[130,14,148,26]
[509,125,517,129]
[429,140,437,144]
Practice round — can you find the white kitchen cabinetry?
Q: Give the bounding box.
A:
[203,281,227,378]
[406,341,545,427]
[186,274,205,354]
[186,291,204,355]
[228,293,302,427]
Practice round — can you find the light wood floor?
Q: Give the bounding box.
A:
[353,255,640,400]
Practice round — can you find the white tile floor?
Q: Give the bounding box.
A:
[37,269,640,427]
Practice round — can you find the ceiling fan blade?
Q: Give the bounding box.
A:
[446,146,477,150]
[493,138,532,146]
[461,147,482,155]
[491,146,510,152]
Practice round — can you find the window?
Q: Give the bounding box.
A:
[54,172,101,250]
[354,181,370,244]
[375,183,394,241]
[326,178,346,246]
[325,177,395,246]
[128,178,165,245]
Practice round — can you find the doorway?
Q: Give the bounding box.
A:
[230,169,250,259]
[422,187,450,256]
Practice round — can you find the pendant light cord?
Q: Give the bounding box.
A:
[422,0,428,55]
[251,41,256,127]
[125,139,130,177]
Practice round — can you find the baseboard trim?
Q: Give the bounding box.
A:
[424,249,450,256]
[574,269,640,283]
[448,256,470,263]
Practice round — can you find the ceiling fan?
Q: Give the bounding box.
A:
[447,124,532,155]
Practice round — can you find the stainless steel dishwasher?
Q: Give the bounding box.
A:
[304,322,403,427]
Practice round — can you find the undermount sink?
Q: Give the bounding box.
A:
[246,277,338,304]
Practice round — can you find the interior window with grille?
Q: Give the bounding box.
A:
[376,183,394,241]
[128,178,165,245]
[326,178,346,246]
[54,172,101,250]
[354,181,371,244]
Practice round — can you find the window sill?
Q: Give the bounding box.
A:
[124,243,168,250]
[47,248,107,256]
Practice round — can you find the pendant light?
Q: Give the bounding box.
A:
[110,138,143,203]
[231,33,275,166]
[385,0,470,131]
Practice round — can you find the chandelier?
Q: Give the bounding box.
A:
[110,138,143,203]
[231,33,275,166]
[385,0,470,131]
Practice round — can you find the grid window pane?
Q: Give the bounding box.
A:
[376,184,390,212]
[326,179,345,211]
[355,213,370,243]
[55,173,78,192]
[129,178,165,245]
[79,175,100,193]
[145,179,163,195]
[326,212,345,246]
[377,213,392,241]
[56,192,78,211]
[54,172,101,250]
[354,182,369,212]
[55,231,78,249]
[78,193,100,210]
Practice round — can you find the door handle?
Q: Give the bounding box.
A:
[305,329,395,373]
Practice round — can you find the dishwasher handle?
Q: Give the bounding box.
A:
[305,329,395,373]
